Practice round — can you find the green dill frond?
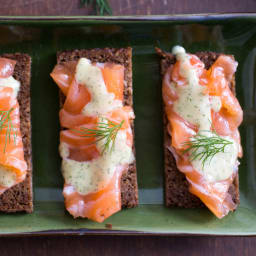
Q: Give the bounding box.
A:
[183,131,233,168]
[80,0,112,15]
[0,108,17,153]
[73,117,124,154]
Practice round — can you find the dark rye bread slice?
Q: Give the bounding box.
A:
[156,48,239,208]
[0,53,33,213]
[57,47,138,208]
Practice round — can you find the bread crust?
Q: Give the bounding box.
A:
[156,47,239,208]
[57,47,138,208]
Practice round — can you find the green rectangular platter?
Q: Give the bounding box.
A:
[0,14,256,236]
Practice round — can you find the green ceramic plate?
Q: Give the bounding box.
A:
[0,14,255,236]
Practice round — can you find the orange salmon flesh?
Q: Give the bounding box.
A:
[51,59,133,222]
[163,53,243,218]
[0,58,27,194]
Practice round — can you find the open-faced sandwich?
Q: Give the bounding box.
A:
[156,46,243,218]
[51,47,138,223]
[0,54,33,213]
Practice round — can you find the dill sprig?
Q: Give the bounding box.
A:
[0,108,17,153]
[183,131,233,168]
[80,0,112,15]
[74,117,124,154]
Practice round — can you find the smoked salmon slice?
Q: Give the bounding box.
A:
[51,58,134,222]
[163,46,243,218]
[0,58,16,78]
[63,165,125,223]
[0,58,27,194]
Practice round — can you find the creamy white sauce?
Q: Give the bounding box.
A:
[75,58,122,116]
[210,96,222,112]
[172,46,212,131]
[191,133,238,182]
[62,131,134,195]
[59,142,70,159]
[0,76,20,97]
[0,165,17,187]
[171,45,238,182]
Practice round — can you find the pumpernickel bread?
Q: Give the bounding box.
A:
[0,53,33,213]
[156,47,239,209]
[57,47,138,208]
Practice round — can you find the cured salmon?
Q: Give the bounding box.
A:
[51,58,134,222]
[0,58,27,194]
[163,47,243,218]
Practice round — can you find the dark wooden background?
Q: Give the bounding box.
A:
[0,0,256,15]
[1,1,256,255]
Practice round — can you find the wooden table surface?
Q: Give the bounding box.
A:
[1,1,256,255]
